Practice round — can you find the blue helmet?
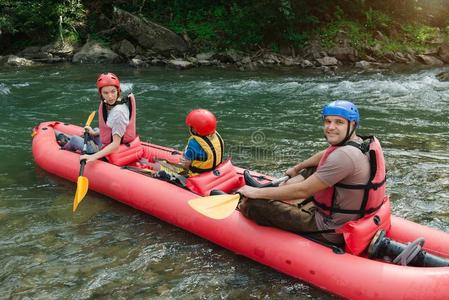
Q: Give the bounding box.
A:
[321,100,360,126]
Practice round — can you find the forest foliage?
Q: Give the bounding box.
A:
[1,0,449,53]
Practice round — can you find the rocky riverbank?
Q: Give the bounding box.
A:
[2,7,449,77]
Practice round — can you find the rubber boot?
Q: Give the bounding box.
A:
[368,230,449,267]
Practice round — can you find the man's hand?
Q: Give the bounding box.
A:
[237,185,261,199]
[285,166,298,178]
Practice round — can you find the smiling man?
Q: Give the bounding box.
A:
[238,100,388,248]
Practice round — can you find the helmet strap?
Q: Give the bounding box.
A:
[335,121,356,146]
[189,127,199,136]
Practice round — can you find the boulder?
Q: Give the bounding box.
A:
[436,71,449,81]
[113,39,136,58]
[316,56,338,66]
[437,44,449,63]
[6,55,34,66]
[113,7,188,56]
[416,54,444,66]
[328,46,358,62]
[72,40,120,63]
[167,59,194,69]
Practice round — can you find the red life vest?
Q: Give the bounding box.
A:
[313,136,386,217]
[310,136,389,255]
[98,93,142,166]
[98,93,137,146]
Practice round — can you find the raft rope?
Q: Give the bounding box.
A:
[392,237,425,266]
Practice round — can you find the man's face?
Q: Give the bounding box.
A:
[101,85,119,105]
[323,115,353,145]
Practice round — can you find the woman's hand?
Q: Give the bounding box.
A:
[84,126,97,136]
[80,154,98,163]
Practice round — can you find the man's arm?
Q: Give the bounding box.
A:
[239,173,328,201]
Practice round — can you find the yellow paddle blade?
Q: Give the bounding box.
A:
[73,176,89,212]
[156,159,186,174]
[86,111,96,127]
[188,194,240,219]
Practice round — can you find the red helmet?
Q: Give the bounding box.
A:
[96,73,121,95]
[186,109,217,136]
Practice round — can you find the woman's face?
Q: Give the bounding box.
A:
[101,85,119,105]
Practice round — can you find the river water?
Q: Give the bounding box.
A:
[1,64,449,299]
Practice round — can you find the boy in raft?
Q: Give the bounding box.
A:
[60,72,140,165]
[238,100,389,250]
[178,109,224,176]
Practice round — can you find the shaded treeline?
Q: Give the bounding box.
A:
[1,0,449,53]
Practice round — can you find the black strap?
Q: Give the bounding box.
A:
[189,133,223,174]
[335,177,386,190]
[216,132,224,166]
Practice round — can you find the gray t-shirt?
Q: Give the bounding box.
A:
[106,103,130,138]
[314,142,370,243]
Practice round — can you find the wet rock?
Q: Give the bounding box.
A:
[437,44,449,63]
[196,52,215,60]
[113,39,136,58]
[355,60,372,69]
[167,59,194,69]
[113,7,188,56]
[72,40,120,63]
[436,71,449,81]
[328,46,358,62]
[212,49,244,63]
[416,54,444,66]
[316,56,338,66]
[300,59,314,68]
[6,55,34,66]
[130,57,148,67]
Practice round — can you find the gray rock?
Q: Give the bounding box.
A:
[129,58,148,67]
[436,71,449,81]
[196,52,215,60]
[167,59,194,69]
[355,60,372,69]
[113,39,136,58]
[113,7,188,55]
[6,55,34,66]
[316,56,338,66]
[416,54,444,66]
[328,46,358,62]
[437,44,449,63]
[72,40,120,64]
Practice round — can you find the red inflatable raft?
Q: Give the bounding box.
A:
[32,121,449,299]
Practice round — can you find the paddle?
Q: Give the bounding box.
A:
[73,111,96,212]
[188,175,290,219]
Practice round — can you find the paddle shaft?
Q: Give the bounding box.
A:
[73,111,96,212]
[79,128,90,176]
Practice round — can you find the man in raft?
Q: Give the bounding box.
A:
[62,72,141,166]
[238,100,390,253]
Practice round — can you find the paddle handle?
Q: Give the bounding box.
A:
[79,160,86,176]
